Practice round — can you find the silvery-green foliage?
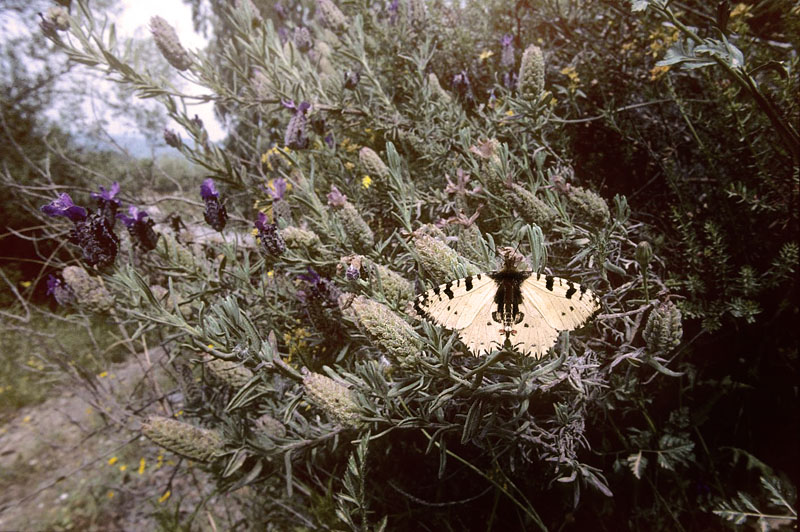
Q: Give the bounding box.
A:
[35,0,797,529]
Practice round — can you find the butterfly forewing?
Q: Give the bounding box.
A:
[521,275,600,331]
[413,274,496,330]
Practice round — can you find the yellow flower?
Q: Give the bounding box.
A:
[505,109,515,117]
[158,490,171,503]
[650,65,670,81]
[20,281,31,288]
[107,491,115,499]
[344,161,355,171]
[207,344,214,349]
[138,458,146,475]
[267,270,274,278]
[98,371,108,378]
[479,49,494,61]
[362,175,373,189]
[119,464,127,472]
[730,3,752,18]
[108,456,118,465]
[22,415,31,423]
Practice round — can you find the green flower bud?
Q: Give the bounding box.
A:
[643,301,683,354]
[330,199,374,252]
[149,16,193,71]
[142,416,224,462]
[44,7,70,31]
[254,413,287,439]
[344,295,422,360]
[518,45,545,100]
[566,186,611,226]
[635,241,653,269]
[359,147,390,180]
[316,0,347,33]
[281,226,321,249]
[457,224,485,264]
[427,73,452,103]
[469,138,507,196]
[303,371,361,427]
[156,233,207,273]
[505,183,558,228]
[62,266,114,312]
[412,228,479,280]
[205,356,254,389]
[177,363,203,407]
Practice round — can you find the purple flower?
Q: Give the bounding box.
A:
[46,274,74,306]
[90,182,120,204]
[267,178,288,201]
[255,212,285,256]
[326,185,347,207]
[200,178,219,200]
[282,100,311,150]
[503,71,518,90]
[41,193,87,223]
[297,267,340,306]
[117,206,159,252]
[91,182,120,228]
[117,206,149,228]
[501,34,515,67]
[324,134,335,148]
[345,263,360,280]
[277,26,289,44]
[46,274,61,296]
[201,179,227,232]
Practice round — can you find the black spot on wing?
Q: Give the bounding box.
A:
[465,276,473,291]
[413,298,431,319]
[545,275,554,291]
[565,282,576,299]
[443,283,454,299]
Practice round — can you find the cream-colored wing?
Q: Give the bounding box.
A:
[413,273,496,330]
[456,296,506,356]
[511,275,600,357]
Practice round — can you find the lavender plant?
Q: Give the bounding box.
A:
[22,0,797,529]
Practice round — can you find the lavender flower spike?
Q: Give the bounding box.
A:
[41,193,87,222]
[118,206,159,252]
[91,182,121,228]
[255,212,285,256]
[201,178,227,231]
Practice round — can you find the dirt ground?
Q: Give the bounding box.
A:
[0,348,245,531]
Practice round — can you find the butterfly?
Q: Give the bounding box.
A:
[412,248,600,358]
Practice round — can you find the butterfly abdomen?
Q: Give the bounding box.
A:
[488,270,532,331]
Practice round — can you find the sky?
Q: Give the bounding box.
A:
[3,0,225,144]
[114,0,226,142]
